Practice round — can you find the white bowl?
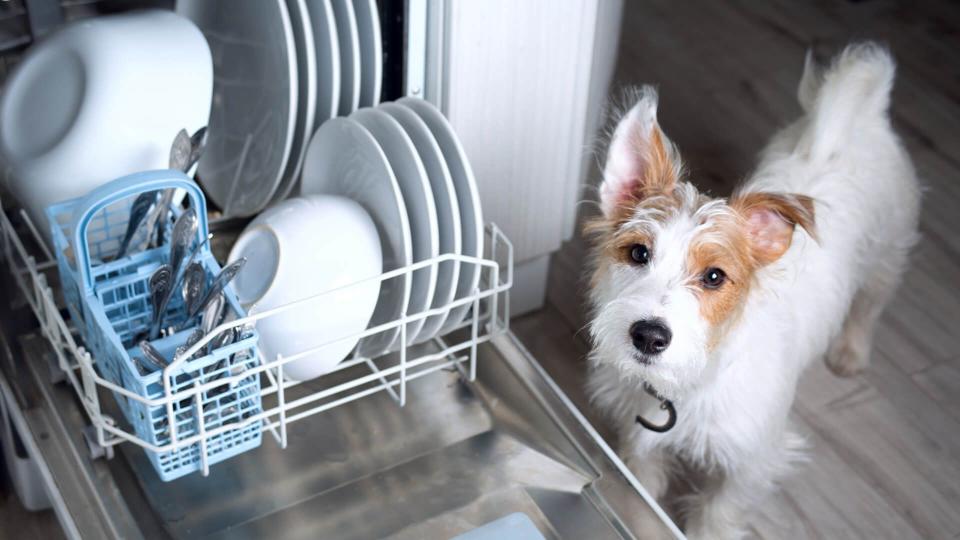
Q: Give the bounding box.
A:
[0,10,212,239]
[228,195,382,381]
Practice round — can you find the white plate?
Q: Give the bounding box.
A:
[306,0,341,123]
[352,0,382,106]
[379,102,462,343]
[300,117,412,357]
[398,97,484,335]
[177,0,298,217]
[329,0,361,115]
[352,108,438,346]
[269,0,318,205]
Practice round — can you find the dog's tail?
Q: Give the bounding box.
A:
[797,42,896,162]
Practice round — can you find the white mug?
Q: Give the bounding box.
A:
[0,10,212,240]
[229,195,383,381]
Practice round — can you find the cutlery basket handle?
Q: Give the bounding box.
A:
[70,169,209,294]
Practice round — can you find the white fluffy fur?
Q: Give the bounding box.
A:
[588,43,920,539]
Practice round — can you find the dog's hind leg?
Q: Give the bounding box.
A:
[826,253,907,377]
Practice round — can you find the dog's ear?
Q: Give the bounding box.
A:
[731,192,817,265]
[599,86,680,219]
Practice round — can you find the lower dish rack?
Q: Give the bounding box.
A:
[0,195,513,480]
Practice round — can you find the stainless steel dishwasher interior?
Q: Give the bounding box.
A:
[0,219,678,539]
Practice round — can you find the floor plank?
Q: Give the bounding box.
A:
[913,361,960,424]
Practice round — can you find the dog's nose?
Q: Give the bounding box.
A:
[630,319,672,355]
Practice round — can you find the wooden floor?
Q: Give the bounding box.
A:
[514,0,960,538]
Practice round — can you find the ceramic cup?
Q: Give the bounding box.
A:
[0,10,212,240]
[228,195,382,381]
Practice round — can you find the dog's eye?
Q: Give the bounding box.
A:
[629,244,651,266]
[701,268,726,289]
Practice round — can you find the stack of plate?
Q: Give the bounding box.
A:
[177,0,382,217]
[301,98,484,357]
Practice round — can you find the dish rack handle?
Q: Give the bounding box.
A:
[71,169,209,293]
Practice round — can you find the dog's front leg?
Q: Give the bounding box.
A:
[683,464,770,540]
[613,438,676,539]
[620,443,671,501]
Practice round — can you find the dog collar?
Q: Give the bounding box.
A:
[636,382,677,433]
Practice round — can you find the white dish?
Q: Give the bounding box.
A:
[379,102,462,343]
[0,10,212,239]
[398,98,484,335]
[352,0,382,106]
[300,117,412,357]
[352,108,438,346]
[177,0,298,217]
[329,0,361,115]
[306,0,341,124]
[229,195,382,381]
[269,0,318,205]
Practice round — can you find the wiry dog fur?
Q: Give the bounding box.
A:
[586,43,920,539]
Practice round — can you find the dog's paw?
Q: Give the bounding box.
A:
[825,339,869,377]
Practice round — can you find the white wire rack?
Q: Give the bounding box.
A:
[0,202,513,477]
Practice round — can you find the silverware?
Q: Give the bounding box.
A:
[168,207,198,280]
[144,129,193,249]
[174,328,204,361]
[200,292,226,339]
[148,264,172,338]
[203,327,237,383]
[116,191,157,259]
[149,190,176,248]
[180,262,206,321]
[185,126,208,173]
[194,258,246,317]
[138,340,168,373]
[169,128,192,172]
[153,208,199,336]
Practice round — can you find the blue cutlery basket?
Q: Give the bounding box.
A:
[46,170,262,481]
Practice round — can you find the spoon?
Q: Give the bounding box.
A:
[168,207,198,280]
[116,191,157,259]
[138,340,168,373]
[200,292,226,340]
[194,258,246,318]
[174,328,204,361]
[153,208,199,334]
[180,262,206,322]
[185,126,208,174]
[148,264,172,338]
[169,128,192,173]
[142,127,195,248]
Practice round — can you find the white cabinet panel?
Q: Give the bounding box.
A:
[442,0,603,262]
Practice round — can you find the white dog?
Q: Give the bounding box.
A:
[586,43,920,538]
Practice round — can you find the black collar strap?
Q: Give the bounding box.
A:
[635,382,677,433]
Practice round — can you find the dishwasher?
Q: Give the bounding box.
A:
[0,2,680,538]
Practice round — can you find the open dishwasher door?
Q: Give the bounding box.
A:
[1,317,680,539]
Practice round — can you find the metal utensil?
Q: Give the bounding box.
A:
[200,292,226,339]
[194,258,245,318]
[185,126,208,174]
[141,127,197,249]
[175,329,204,361]
[152,208,199,336]
[168,207,198,279]
[204,328,237,384]
[116,191,158,259]
[180,262,206,321]
[149,190,176,248]
[169,128,192,172]
[148,265,173,338]
[151,129,191,247]
[138,340,168,373]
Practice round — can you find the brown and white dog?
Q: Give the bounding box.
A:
[586,44,920,538]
